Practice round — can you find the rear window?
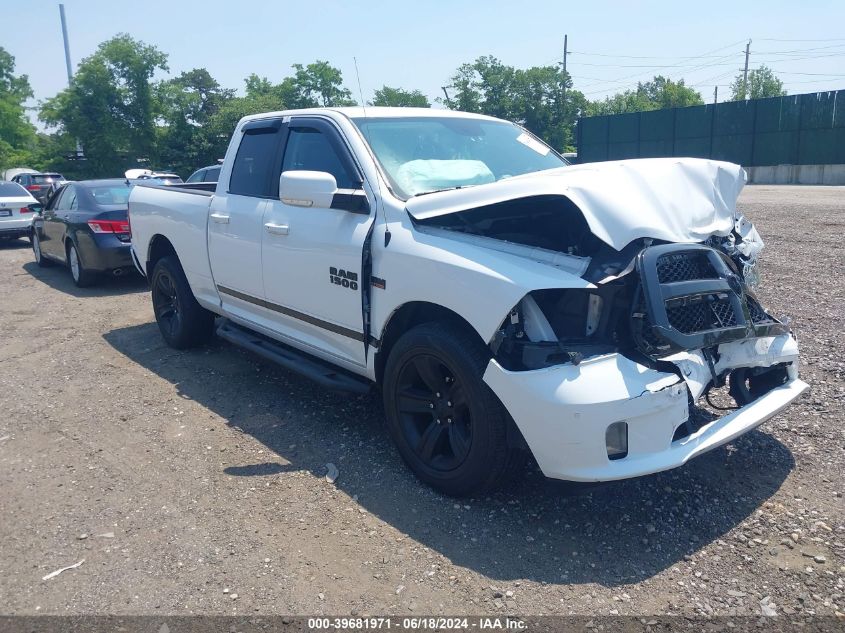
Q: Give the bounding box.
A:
[32,174,63,184]
[89,185,132,205]
[0,182,29,197]
[229,127,282,197]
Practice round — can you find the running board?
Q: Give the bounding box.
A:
[216,319,371,394]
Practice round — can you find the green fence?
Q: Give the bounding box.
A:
[577,90,845,166]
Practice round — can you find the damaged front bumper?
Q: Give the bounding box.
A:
[483,333,808,482]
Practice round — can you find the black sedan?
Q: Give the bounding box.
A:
[32,179,135,287]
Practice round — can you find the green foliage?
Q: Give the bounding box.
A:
[0,46,38,172]
[156,68,235,175]
[730,65,786,101]
[588,76,704,115]
[40,34,169,177]
[371,86,430,107]
[442,56,586,151]
[288,61,356,107]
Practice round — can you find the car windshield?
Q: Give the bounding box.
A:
[352,116,568,199]
[0,182,29,198]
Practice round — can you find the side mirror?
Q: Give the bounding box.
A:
[28,203,44,215]
[279,171,337,209]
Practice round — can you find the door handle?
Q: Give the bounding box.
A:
[264,222,290,236]
[210,213,230,224]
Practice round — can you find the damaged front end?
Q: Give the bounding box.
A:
[407,158,807,480]
[480,224,807,481]
[490,235,794,408]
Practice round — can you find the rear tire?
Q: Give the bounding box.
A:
[32,231,51,267]
[382,321,527,497]
[67,241,96,287]
[151,255,215,349]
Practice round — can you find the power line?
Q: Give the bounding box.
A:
[756,37,845,42]
[569,42,845,59]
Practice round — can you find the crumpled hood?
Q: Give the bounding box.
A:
[405,157,746,250]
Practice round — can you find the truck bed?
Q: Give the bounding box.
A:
[129,183,219,310]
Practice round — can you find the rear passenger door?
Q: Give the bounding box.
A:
[208,117,286,323]
[261,117,375,367]
[41,184,75,260]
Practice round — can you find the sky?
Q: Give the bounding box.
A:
[4,0,845,122]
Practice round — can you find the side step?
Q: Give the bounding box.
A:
[216,319,371,394]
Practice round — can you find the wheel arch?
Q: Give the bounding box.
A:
[146,234,179,278]
[374,301,487,386]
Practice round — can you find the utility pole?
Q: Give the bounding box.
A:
[441,86,452,108]
[714,85,718,104]
[742,39,752,100]
[59,4,73,85]
[59,4,83,158]
[562,34,568,118]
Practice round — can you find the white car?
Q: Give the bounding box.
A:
[128,107,808,496]
[0,181,40,241]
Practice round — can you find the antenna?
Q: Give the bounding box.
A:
[353,57,367,117]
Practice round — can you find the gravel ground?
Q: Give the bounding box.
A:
[0,185,842,617]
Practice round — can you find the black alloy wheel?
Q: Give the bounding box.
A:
[382,321,527,496]
[395,353,473,472]
[150,256,215,349]
[152,267,182,341]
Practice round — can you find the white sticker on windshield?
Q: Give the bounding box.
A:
[516,132,550,156]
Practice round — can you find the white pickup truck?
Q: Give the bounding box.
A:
[128,107,807,496]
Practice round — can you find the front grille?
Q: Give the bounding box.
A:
[633,244,787,357]
[747,296,775,324]
[667,302,710,333]
[666,296,738,333]
[657,252,718,283]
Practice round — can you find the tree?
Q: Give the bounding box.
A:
[371,86,430,107]
[730,65,786,100]
[0,46,38,171]
[287,61,356,107]
[588,76,703,115]
[442,56,586,151]
[156,68,235,174]
[40,34,168,177]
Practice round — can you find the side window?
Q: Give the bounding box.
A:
[229,127,283,197]
[186,170,202,183]
[282,127,357,190]
[46,185,64,210]
[56,185,76,211]
[206,166,221,182]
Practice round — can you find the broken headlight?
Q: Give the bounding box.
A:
[491,284,634,371]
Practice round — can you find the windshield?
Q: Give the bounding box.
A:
[352,116,567,199]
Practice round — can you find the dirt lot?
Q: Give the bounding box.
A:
[0,185,842,617]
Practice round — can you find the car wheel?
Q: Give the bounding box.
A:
[67,241,96,287]
[151,255,215,349]
[32,231,52,266]
[382,321,527,497]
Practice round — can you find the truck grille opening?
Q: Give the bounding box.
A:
[657,252,718,283]
[632,244,789,358]
[666,295,738,333]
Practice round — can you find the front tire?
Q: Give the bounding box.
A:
[151,255,215,349]
[382,321,527,497]
[67,241,96,287]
